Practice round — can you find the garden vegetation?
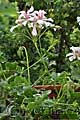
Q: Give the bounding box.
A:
[0,0,80,119]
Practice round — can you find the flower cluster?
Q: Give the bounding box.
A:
[77,17,80,25]
[66,46,80,61]
[10,6,54,36]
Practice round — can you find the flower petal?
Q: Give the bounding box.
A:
[70,46,80,52]
[69,56,74,61]
[46,18,53,22]
[10,25,19,32]
[27,6,34,13]
[37,20,44,25]
[44,21,54,27]
[77,17,80,23]
[22,21,27,26]
[32,25,37,36]
[38,10,46,19]
[66,53,73,57]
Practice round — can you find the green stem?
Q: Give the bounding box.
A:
[22,43,55,74]
[35,42,48,77]
[33,68,54,85]
[39,37,42,55]
[34,41,40,55]
[33,70,47,85]
[39,27,49,40]
[23,46,31,85]
[54,102,75,106]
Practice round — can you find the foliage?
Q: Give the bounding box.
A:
[0,0,80,119]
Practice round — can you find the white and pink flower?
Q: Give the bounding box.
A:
[10,6,54,36]
[66,46,80,61]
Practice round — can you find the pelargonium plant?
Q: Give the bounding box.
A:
[10,6,54,36]
[10,6,56,84]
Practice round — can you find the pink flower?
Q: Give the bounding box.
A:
[66,46,80,61]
